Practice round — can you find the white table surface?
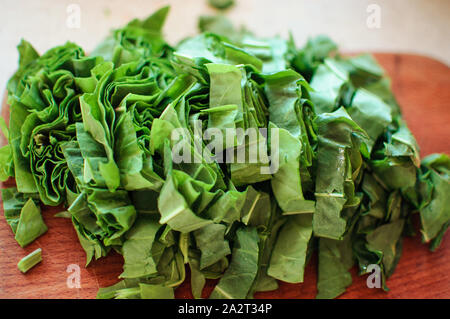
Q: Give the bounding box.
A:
[1,0,449,105]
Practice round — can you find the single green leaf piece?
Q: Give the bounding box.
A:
[15,198,48,248]
[17,248,42,273]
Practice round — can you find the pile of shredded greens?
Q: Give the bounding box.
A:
[0,7,448,299]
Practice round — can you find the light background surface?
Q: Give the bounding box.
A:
[0,0,449,104]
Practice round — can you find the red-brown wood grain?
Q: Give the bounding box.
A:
[0,53,448,299]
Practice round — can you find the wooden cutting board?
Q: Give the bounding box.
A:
[0,53,449,299]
